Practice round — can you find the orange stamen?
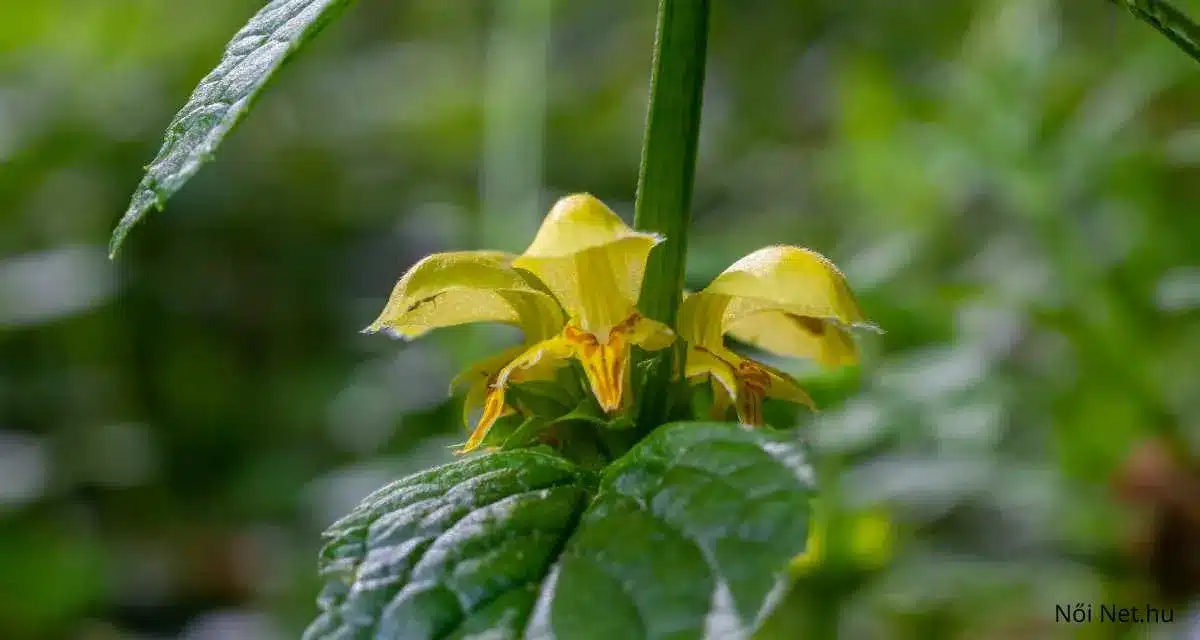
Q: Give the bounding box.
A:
[735,361,771,426]
[564,314,640,413]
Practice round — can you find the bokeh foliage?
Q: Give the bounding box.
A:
[3,0,1200,637]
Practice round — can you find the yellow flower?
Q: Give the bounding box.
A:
[364,194,676,452]
[677,245,875,425]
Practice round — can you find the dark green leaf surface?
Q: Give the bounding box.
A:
[109,0,354,257]
[526,423,815,639]
[306,423,814,639]
[304,450,591,639]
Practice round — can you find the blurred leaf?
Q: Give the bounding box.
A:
[109,0,354,257]
[305,422,814,639]
[1110,0,1200,67]
[789,502,894,576]
[0,524,107,636]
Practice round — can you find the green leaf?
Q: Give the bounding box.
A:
[306,422,814,639]
[530,423,815,639]
[305,450,592,640]
[476,412,529,449]
[501,414,550,449]
[1110,0,1200,67]
[547,397,608,429]
[109,0,355,257]
[507,381,575,419]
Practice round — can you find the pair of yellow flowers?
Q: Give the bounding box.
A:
[365,194,876,452]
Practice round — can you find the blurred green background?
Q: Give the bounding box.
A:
[4,0,1200,637]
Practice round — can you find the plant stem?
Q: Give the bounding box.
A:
[632,0,710,431]
[1109,0,1200,65]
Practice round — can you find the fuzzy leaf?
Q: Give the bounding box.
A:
[110,0,355,257]
[305,422,815,639]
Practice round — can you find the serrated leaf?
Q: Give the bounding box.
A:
[526,423,816,639]
[109,0,354,257]
[306,422,815,640]
[305,450,593,640]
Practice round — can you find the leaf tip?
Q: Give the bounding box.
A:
[107,219,132,260]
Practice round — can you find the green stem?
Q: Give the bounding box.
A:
[632,0,710,431]
[1110,0,1200,65]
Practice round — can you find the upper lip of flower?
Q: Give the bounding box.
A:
[677,245,879,425]
[362,248,565,342]
[363,193,675,452]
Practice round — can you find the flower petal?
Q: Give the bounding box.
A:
[685,347,738,402]
[627,315,676,351]
[563,324,629,413]
[458,386,513,454]
[677,289,727,348]
[513,194,662,338]
[364,250,564,341]
[678,246,875,369]
[705,245,870,326]
[457,337,574,454]
[750,358,816,410]
[687,347,814,425]
[687,346,739,421]
[709,378,734,421]
[450,345,528,430]
[494,337,575,389]
[726,310,859,369]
